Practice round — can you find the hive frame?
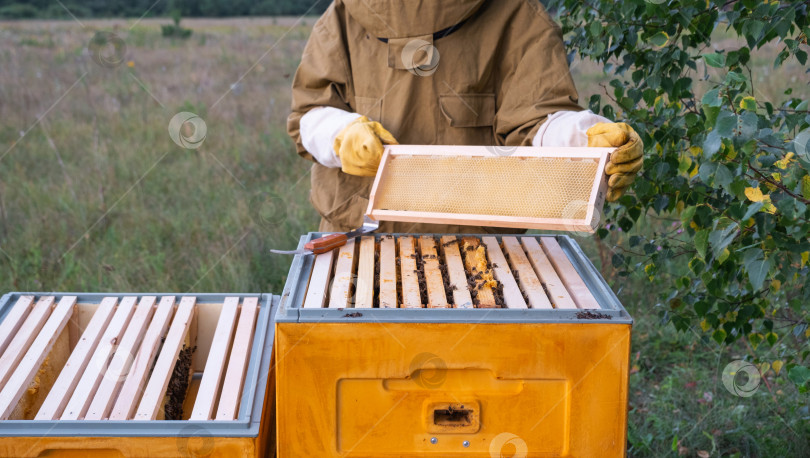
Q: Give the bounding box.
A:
[277,233,632,325]
[0,293,275,438]
[366,145,613,232]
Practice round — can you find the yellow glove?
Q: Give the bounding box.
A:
[333,116,398,176]
[587,122,643,202]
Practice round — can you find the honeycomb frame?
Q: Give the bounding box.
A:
[366,145,613,232]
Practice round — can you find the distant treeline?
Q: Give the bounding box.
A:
[0,0,330,19]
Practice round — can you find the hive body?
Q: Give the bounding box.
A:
[275,233,632,457]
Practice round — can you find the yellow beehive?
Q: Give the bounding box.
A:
[0,293,276,458]
[275,233,631,457]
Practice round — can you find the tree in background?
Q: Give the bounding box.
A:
[0,0,329,18]
[547,0,810,388]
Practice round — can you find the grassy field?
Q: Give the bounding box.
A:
[0,17,807,457]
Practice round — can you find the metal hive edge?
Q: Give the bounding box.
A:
[0,292,279,437]
[276,232,632,325]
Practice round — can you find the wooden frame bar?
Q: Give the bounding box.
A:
[36,297,118,420]
[0,296,55,388]
[540,237,601,309]
[61,297,138,420]
[369,210,598,232]
[461,237,497,308]
[85,296,157,420]
[190,297,239,420]
[378,236,398,308]
[328,239,358,309]
[366,145,613,232]
[419,236,448,308]
[521,237,577,309]
[0,296,76,419]
[302,251,335,309]
[439,236,474,309]
[215,297,259,420]
[398,236,422,308]
[376,144,608,159]
[481,237,527,309]
[0,295,34,355]
[501,237,553,309]
[354,236,376,308]
[109,296,176,420]
[134,296,196,420]
[585,151,610,231]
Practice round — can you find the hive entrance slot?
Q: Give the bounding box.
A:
[433,406,472,426]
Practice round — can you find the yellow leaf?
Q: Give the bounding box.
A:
[771,172,782,182]
[775,152,794,169]
[676,200,685,214]
[689,146,703,157]
[725,145,738,161]
[763,199,777,214]
[760,362,771,374]
[690,221,699,230]
[745,187,765,202]
[718,248,731,264]
[806,327,810,338]
[700,319,711,332]
[739,96,757,111]
[773,360,784,375]
[771,279,781,292]
[801,251,809,268]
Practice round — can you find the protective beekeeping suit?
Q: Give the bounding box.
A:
[288,0,642,233]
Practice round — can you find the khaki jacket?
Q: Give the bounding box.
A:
[288,0,583,233]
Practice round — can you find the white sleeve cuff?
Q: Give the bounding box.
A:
[532,110,611,147]
[300,107,362,168]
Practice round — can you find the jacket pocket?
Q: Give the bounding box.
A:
[354,96,383,122]
[438,93,495,127]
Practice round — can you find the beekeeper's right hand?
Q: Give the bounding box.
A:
[333,116,398,176]
[298,107,398,177]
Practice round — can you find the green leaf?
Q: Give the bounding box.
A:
[680,206,697,226]
[766,332,778,346]
[714,164,733,187]
[742,202,764,220]
[712,328,727,344]
[703,52,726,68]
[739,96,757,111]
[703,131,722,157]
[788,366,810,386]
[695,229,709,259]
[709,218,739,258]
[802,176,810,200]
[715,111,737,137]
[702,89,723,107]
[747,258,771,290]
[749,332,764,350]
[649,31,669,47]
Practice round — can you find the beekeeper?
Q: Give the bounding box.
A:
[287,0,642,233]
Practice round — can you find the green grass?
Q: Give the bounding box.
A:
[0,17,808,457]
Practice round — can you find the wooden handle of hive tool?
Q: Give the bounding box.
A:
[304,233,348,254]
